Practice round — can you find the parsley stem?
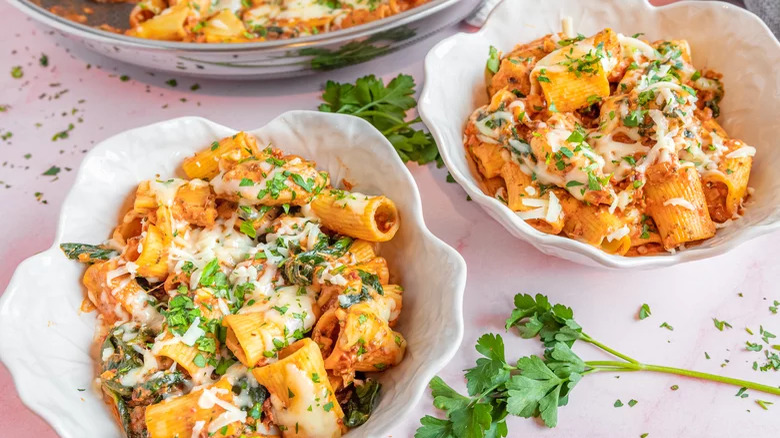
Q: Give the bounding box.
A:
[382,117,420,136]
[344,92,402,116]
[580,333,639,364]
[471,382,504,406]
[354,110,407,126]
[585,360,780,396]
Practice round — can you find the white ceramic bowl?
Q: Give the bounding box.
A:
[420,0,780,269]
[0,111,466,437]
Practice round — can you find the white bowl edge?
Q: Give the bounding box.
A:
[419,0,780,269]
[0,112,467,437]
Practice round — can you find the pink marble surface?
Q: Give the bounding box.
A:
[1,0,778,437]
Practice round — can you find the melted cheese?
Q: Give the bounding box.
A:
[270,364,341,437]
[149,178,187,206]
[119,345,158,387]
[319,262,348,286]
[595,131,649,181]
[618,34,659,61]
[239,285,317,341]
[333,191,370,213]
[726,145,756,159]
[474,111,515,140]
[169,215,254,287]
[605,225,630,242]
[210,161,281,203]
[277,0,338,21]
[635,109,677,173]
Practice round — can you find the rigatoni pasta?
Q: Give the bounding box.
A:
[53,0,433,43]
[61,132,407,437]
[468,23,756,255]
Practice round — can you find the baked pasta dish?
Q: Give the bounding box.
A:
[95,0,430,42]
[466,24,755,256]
[61,132,406,437]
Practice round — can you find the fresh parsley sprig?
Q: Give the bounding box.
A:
[416,293,780,437]
[318,74,439,165]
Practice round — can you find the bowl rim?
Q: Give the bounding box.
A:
[419,0,780,269]
[0,111,467,436]
[11,0,463,52]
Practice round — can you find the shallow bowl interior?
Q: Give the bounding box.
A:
[420,0,780,269]
[0,111,466,437]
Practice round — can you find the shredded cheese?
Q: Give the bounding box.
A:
[663,197,696,211]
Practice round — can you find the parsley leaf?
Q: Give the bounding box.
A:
[318,74,439,165]
[417,293,780,436]
[486,46,501,74]
[713,318,733,331]
[638,303,651,320]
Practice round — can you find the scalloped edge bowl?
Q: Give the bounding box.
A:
[0,111,466,437]
[420,0,780,269]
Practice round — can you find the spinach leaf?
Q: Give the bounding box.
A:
[233,378,269,420]
[133,372,185,404]
[103,385,142,438]
[338,288,370,309]
[100,329,144,378]
[282,235,353,285]
[357,270,384,296]
[60,243,117,263]
[343,379,382,427]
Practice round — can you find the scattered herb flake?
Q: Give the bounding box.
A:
[638,303,651,320]
[42,166,61,176]
[52,124,74,141]
[713,318,733,331]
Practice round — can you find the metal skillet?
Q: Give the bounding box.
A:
[10,0,480,79]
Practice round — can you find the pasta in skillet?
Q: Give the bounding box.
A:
[61,132,405,437]
[466,23,755,256]
[95,0,431,42]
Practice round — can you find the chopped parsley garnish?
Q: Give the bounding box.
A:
[622,110,645,128]
[713,318,733,331]
[239,221,257,239]
[639,303,651,320]
[537,68,551,83]
[291,173,314,192]
[486,46,500,74]
[43,166,61,176]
